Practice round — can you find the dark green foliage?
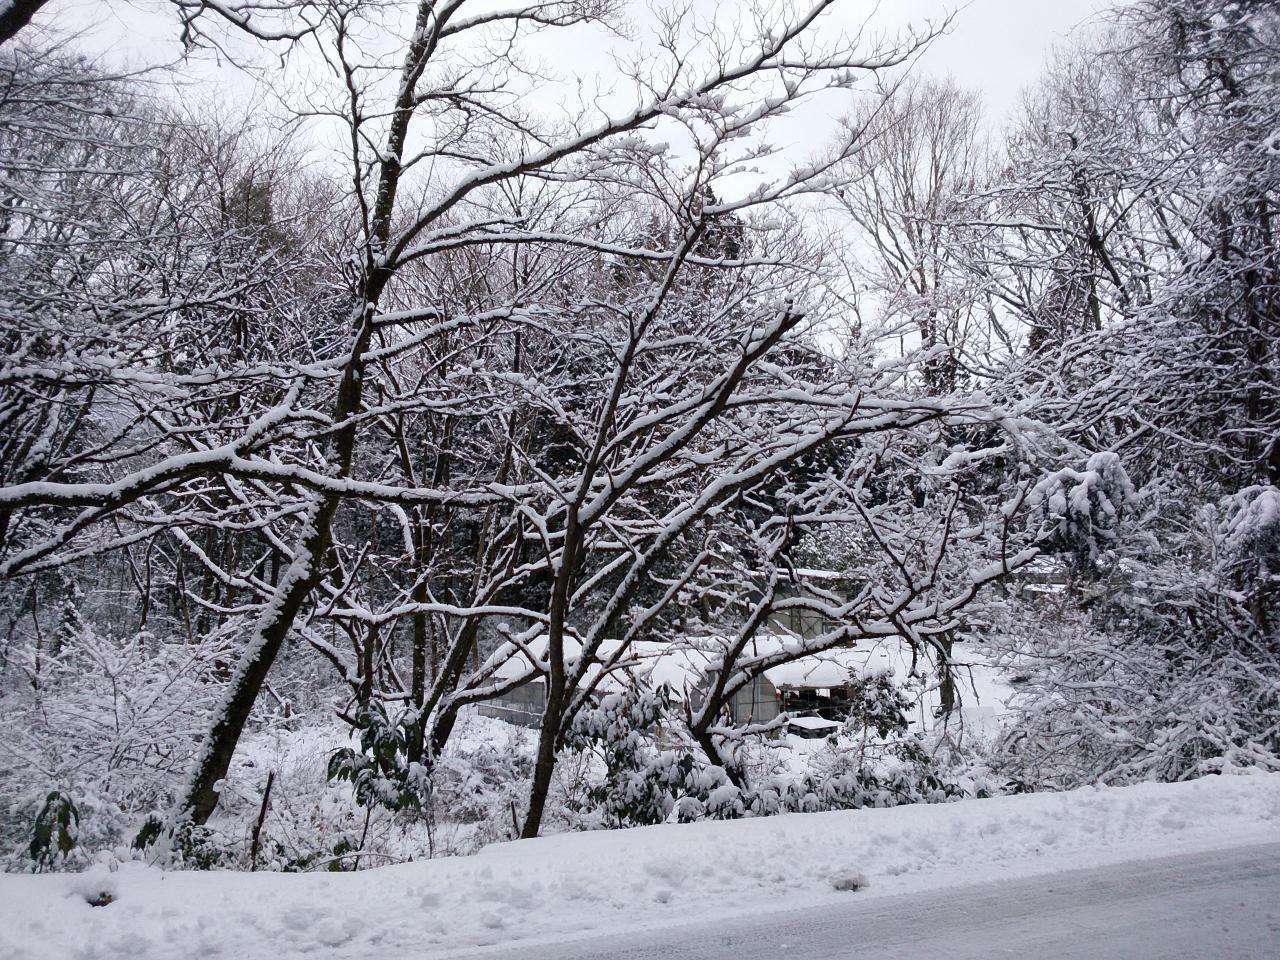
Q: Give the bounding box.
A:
[564,685,696,827]
[276,835,362,872]
[132,814,164,851]
[132,813,236,869]
[847,672,917,740]
[565,677,978,827]
[28,791,77,869]
[328,702,429,813]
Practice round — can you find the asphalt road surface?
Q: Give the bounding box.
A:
[443,842,1280,960]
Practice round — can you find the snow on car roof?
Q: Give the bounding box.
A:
[787,715,841,730]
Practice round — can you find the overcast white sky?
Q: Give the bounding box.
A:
[886,0,1106,118]
[24,0,1106,345]
[27,0,1109,218]
[39,0,1106,122]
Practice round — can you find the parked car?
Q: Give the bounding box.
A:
[783,714,842,750]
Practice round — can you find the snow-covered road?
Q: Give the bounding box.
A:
[446,843,1280,960]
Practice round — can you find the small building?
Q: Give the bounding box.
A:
[476,634,901,731]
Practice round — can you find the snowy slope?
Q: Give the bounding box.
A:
[2,773,1278,960]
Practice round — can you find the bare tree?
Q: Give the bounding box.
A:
[1,0,320,49]
[835,77,988,395]
[2,1,951,833]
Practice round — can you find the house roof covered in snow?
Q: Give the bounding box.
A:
[761,644,896,690]
[484,633,910,696]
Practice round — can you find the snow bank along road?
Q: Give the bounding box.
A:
[452,843,1280,960]
[0,773,1277,960]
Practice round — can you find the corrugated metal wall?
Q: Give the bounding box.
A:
[476,680,546,727]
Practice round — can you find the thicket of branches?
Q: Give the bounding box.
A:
[1,0,1275,871]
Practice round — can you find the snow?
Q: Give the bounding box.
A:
[782,715,842,752]
[1224,484,1280,553]
[785,715,842,731]
[480,634,1014,744]
[488,636,906,697]
[763,645,894,689]
[2,773,1277,960]
[67,867,117,907]
[470,845,1280,959]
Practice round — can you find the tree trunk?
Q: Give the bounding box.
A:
[176,283,386,825]
[0,0,48,46]
[520,690,561,838]
[692,726,745,789]
[937,635,956,717]
[179,493,340,824]
[168,0,438,814]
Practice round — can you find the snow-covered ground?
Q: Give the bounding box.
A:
[464,843,1280,959]
[1,772,1277,960]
